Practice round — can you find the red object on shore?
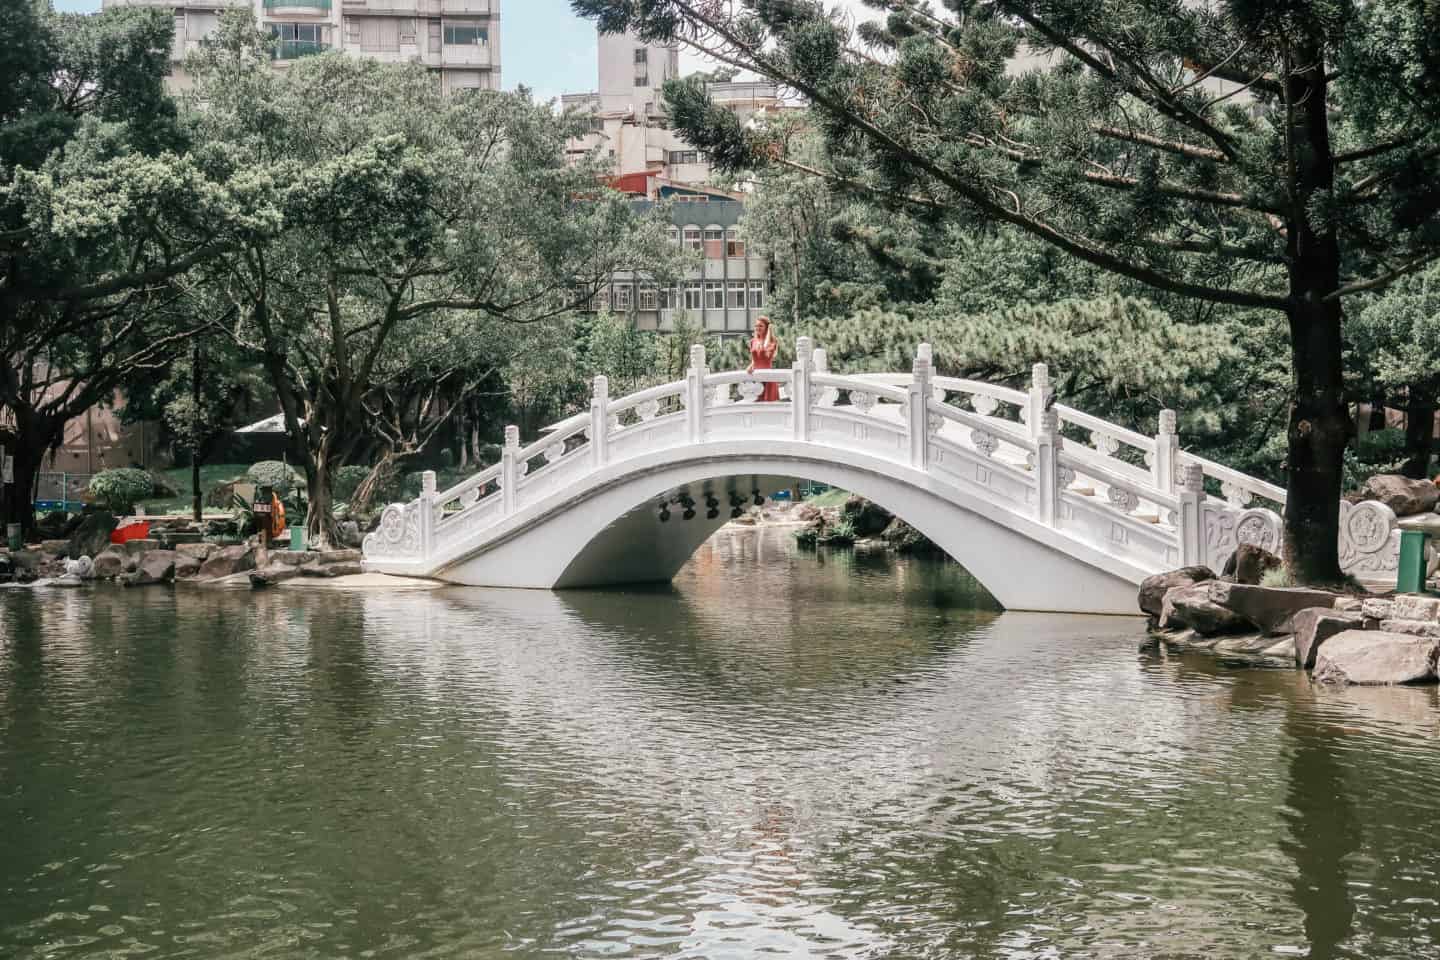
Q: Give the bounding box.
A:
[110,521,151,544]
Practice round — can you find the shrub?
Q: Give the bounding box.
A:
[246,460,301,492]
[333,465,372,502]
[88,469,154,515]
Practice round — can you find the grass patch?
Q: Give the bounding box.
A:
[804,487,851,508]
[139,463,252,515]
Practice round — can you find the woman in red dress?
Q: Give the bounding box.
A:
[746,316,781,402]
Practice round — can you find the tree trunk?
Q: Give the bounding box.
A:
[1281,47,1348,585]
[192,341,203,522]
[1402,385,1436,480]
[192,451,203,523]
[305,456,342,552]
[349,451,396,516]
[4,442,41,541]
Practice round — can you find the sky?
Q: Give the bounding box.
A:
[50,0,877,105]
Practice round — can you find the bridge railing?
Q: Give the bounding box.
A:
[364,337,1400,584]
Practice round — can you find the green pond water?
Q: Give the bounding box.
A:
[2,526,1440,959]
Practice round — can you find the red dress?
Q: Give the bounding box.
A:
[749,336,780,402]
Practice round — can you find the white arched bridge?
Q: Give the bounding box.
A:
[363,339,1402,615]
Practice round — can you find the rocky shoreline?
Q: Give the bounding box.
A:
[1143,562,1440,686]
[0,512,367,590]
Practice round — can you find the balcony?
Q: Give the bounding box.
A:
[273,40,330,60]
[263,0,331,14]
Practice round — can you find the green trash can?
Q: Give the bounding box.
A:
[1397,528,1430,594]
[289,525,307,552]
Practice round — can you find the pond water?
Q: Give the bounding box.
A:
[2,526,1440,959]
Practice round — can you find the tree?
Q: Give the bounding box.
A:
[1348,264,1440,479]
[572,0,1440,583]
[186,19,678,548]
[1,5,245,535]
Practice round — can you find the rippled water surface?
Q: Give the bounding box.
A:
[4,527,1440,959]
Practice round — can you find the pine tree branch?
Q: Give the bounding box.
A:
[1091,125,1229,163]
[1325,250,1440,301]
[1332,136,1419,164]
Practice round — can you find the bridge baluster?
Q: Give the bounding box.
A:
[1177,463,1206,566]
[590,375,609,468]
[1153,409,1178,493]
[1028,363,1053,441]
[1036,409,1061,527]
[688,346,709,443]
[501,425,520,516]
[420,470,437,559]
[793,336,813,442]
[908,342,931,469]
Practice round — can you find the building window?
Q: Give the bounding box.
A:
[443,23,487,45]
[638,287,658,311]
[634,48,648,64]
[634,75,649,86]
[705,281,724,309]
[727,282,746,309]
[667,150,699,165]
[612,285,632,311]
[725,227,745,258]
[667,226,680,246]
[703,226,724,259]
[684,282,703,310]
[682,226,702,252]
[660,288,677,310]
[748,281,765,308]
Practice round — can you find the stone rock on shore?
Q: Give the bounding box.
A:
[1222,543,1282,585]
[1314,631,1440,685]
[841,496,892,537]
[1289,607,1365,668]
[199,545,256,579]
[1204,582,1337,635]
[879,517,940,554]
[300,561,363,578]
[1362,474,1439,517]
[124,550,176,586]
[174,555,202,579]
[250,566,300,587]
[65,512,116,562]
[93,549,125,579]
[1139,565,1214,619]
[1160,582,1248,635]
[176,542,215,561]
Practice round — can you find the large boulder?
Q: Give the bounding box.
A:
[174,555,202,579]
[198,545,256,579]
[1160,582,1248,635]
[124,550,176,587]
[92,548,126,579]
[1391,594,1440,622]
[123,539,160,556]
[1314,630,1440,685]
[1362,474,1439,517]
[841,496,893,538]
[319,549,362,565]
[300,561,363,578]
[176,542,215,561]
[1204,582,1339,635]
[1289,607,1365,669]
[250,566,299,587]
[879,517,940,554]
[64,512,115,562]
[1139,565,1215,619]
[338,520,363,549]
[1222,543,1282,585]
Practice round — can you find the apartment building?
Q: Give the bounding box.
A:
[583,180,771,337]
[102,0,500,95]
[560,28,795,184]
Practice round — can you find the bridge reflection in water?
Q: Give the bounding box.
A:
[364,339,1403,613]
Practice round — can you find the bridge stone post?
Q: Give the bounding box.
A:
[1153,409,1178,492]
[502,425,519,516]
[1028,363,1053,441]
[812,348,828,374]
[419,470,437,557]
[590,375,609,468]
[1035,409,1061,527]
[1177,462,1205,566]
[908,342,932,469]
[793,336,813,442]
[687,345,708,443]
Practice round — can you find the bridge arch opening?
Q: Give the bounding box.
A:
[436,449,1142,615]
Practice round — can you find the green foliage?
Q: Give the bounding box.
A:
[795,516,857,548]
[246,461,301,491]
[332,465,372,503]
[1259,566,1297,589]
[88,468,153,514]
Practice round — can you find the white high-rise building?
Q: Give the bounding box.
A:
[102,0,500,95]
[561,28,792,185]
